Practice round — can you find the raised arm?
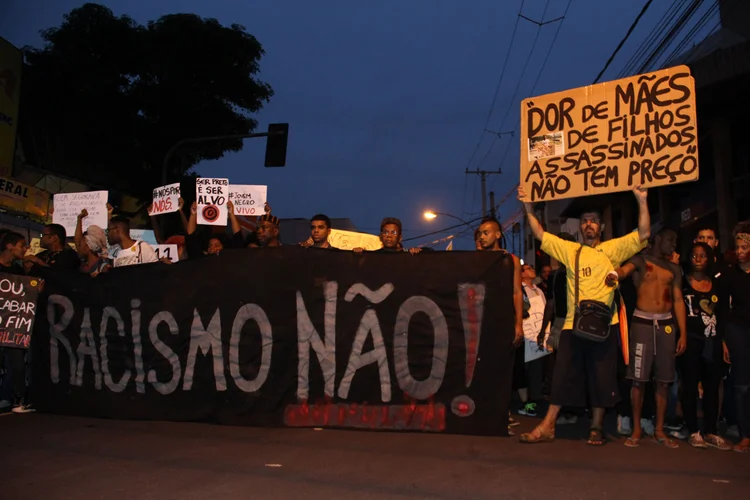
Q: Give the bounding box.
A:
[518,186,544,241]
[187,202,198,235]
[148,204,166,244]
[227,201,242,235]
[74,209,87,249]
[178,198,189,232]
[633,186,651,242]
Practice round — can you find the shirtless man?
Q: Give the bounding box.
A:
[612,227,687,448]
[477,218,524,347]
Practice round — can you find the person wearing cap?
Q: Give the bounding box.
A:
[257,212,281,248]
[517,185,651,446]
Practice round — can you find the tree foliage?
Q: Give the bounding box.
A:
[21,3,273,198]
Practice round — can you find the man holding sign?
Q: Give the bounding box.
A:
[518,185,650,446]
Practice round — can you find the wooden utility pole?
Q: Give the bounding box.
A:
[465,168,502,217]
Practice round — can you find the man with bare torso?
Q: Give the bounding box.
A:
[612,227,687,448]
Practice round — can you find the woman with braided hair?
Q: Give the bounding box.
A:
[719,220,750,452]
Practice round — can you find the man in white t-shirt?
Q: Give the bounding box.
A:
[107,216,158,267]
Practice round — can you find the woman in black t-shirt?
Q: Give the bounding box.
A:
[680,242,731,450]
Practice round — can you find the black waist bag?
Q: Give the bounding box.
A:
[572,245,615,343]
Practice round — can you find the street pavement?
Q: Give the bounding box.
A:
[2,412,747,499]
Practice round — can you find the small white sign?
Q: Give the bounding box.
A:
[53,191,108,235]
[196,178,228,226]
[228,184,267,216]
[150,183,181,216]
[154,244,179,263]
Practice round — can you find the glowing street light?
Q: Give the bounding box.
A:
[422,210,473,229]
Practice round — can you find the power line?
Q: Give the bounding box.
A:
[617,0,689,78]
[489,0,574,195]
[593,0,655,83]
[461,0,526,173]
[636,0,705,74]
[402,216,486,243]
[662,0,722,66]
[460,0,526,216]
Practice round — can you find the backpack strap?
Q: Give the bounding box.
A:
[574,245,583,307]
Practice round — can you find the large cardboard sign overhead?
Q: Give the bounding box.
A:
[520,65,698,202]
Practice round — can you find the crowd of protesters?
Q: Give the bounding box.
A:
[0,187,748,455]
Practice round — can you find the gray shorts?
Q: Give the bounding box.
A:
[626,311,677,384]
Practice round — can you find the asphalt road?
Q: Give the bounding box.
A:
[2,412,747,500]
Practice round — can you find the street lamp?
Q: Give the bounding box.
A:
[423,211,473,229]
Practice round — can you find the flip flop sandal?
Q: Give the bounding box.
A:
[655,436,679,449]
[624,437,640,448]
[734,444,749,453]
[588,428,606,446]
[519,426,555,444]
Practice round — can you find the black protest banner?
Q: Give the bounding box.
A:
[31,247,515,436]
[0,273,42,349]
[520,65,698,202]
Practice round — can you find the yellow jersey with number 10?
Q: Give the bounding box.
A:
[540,231,646,330]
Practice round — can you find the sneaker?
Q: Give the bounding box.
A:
[508,416,521,427]
[518,402,538,417]
[617,416,632,436]
[556,414,578,425]
[665,419,683,431]
[726,425,740,438]
[704,434,732,451]
[640,419,655,436]
[688,432,709,449]
[0,399,11,410]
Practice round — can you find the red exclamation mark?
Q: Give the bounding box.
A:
[458,283,485,387]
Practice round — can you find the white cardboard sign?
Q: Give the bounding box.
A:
[228,184,267,216]
[196,178,228,226]
[53,191,108,235]
[154,244,179,263]
[149,183,181,215]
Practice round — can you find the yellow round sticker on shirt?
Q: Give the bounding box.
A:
[30,280,38,287]
[665,326,673,334]
[711,295,718,303]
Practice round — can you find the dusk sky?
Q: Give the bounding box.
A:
[1,0,719,248]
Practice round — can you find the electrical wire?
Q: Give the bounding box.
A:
[488,0,574,195]
[636,0,705,74]
[593,0,654,83]
[461,0,526,173]
[402,215,486,243]
[617,0,688,78]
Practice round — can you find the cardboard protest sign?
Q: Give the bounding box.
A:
[196,178,228,226]
[53,191,108,235]
[154,244,179,263]
[328,228,383,251]
[228,184,267,216]
[0,274,42,349]
[520,65,698,202]
[149,183,181,215]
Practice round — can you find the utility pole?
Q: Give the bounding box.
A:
[465,168,501,217]
[489,191,496,219]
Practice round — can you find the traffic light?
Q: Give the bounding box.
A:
[264,123,289,167]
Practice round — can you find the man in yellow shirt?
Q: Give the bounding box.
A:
[518,186,650,445]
